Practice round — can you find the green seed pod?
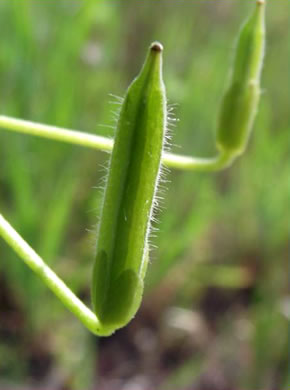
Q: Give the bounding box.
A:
[216,0,265,157]
[92,42,166,336]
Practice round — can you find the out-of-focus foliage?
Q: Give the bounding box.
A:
[0,0,288,389]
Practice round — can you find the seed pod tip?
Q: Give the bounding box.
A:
[150,42,163,52]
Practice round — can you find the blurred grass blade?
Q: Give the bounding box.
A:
[38,159,80,261]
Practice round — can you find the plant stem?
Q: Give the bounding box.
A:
[162,150,235,171]
[0,115,113,151]
[0,115,235,171]
[0,213,102,335]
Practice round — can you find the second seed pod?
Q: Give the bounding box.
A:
[216,0,265,157]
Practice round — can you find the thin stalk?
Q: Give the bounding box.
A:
[0,115,235,171]
[0,213,101,335]
[0,115,113,152]
[162,150,235,172]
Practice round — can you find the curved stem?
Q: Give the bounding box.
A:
[0,213,102,335]
[162,150,235,171]
[0,115,236,171]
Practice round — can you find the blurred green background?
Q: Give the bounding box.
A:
[0,0,288,389]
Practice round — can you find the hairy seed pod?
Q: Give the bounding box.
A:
[216,0,265,157]
[92,42,166,336]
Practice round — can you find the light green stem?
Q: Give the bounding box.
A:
[0,115,235,171]
[0,213,102,335]
[162,150,235,172]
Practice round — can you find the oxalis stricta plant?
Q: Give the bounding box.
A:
[0,1,265,336]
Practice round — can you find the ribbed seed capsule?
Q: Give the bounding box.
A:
[92,42,166,336]
[216,0,265,157]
